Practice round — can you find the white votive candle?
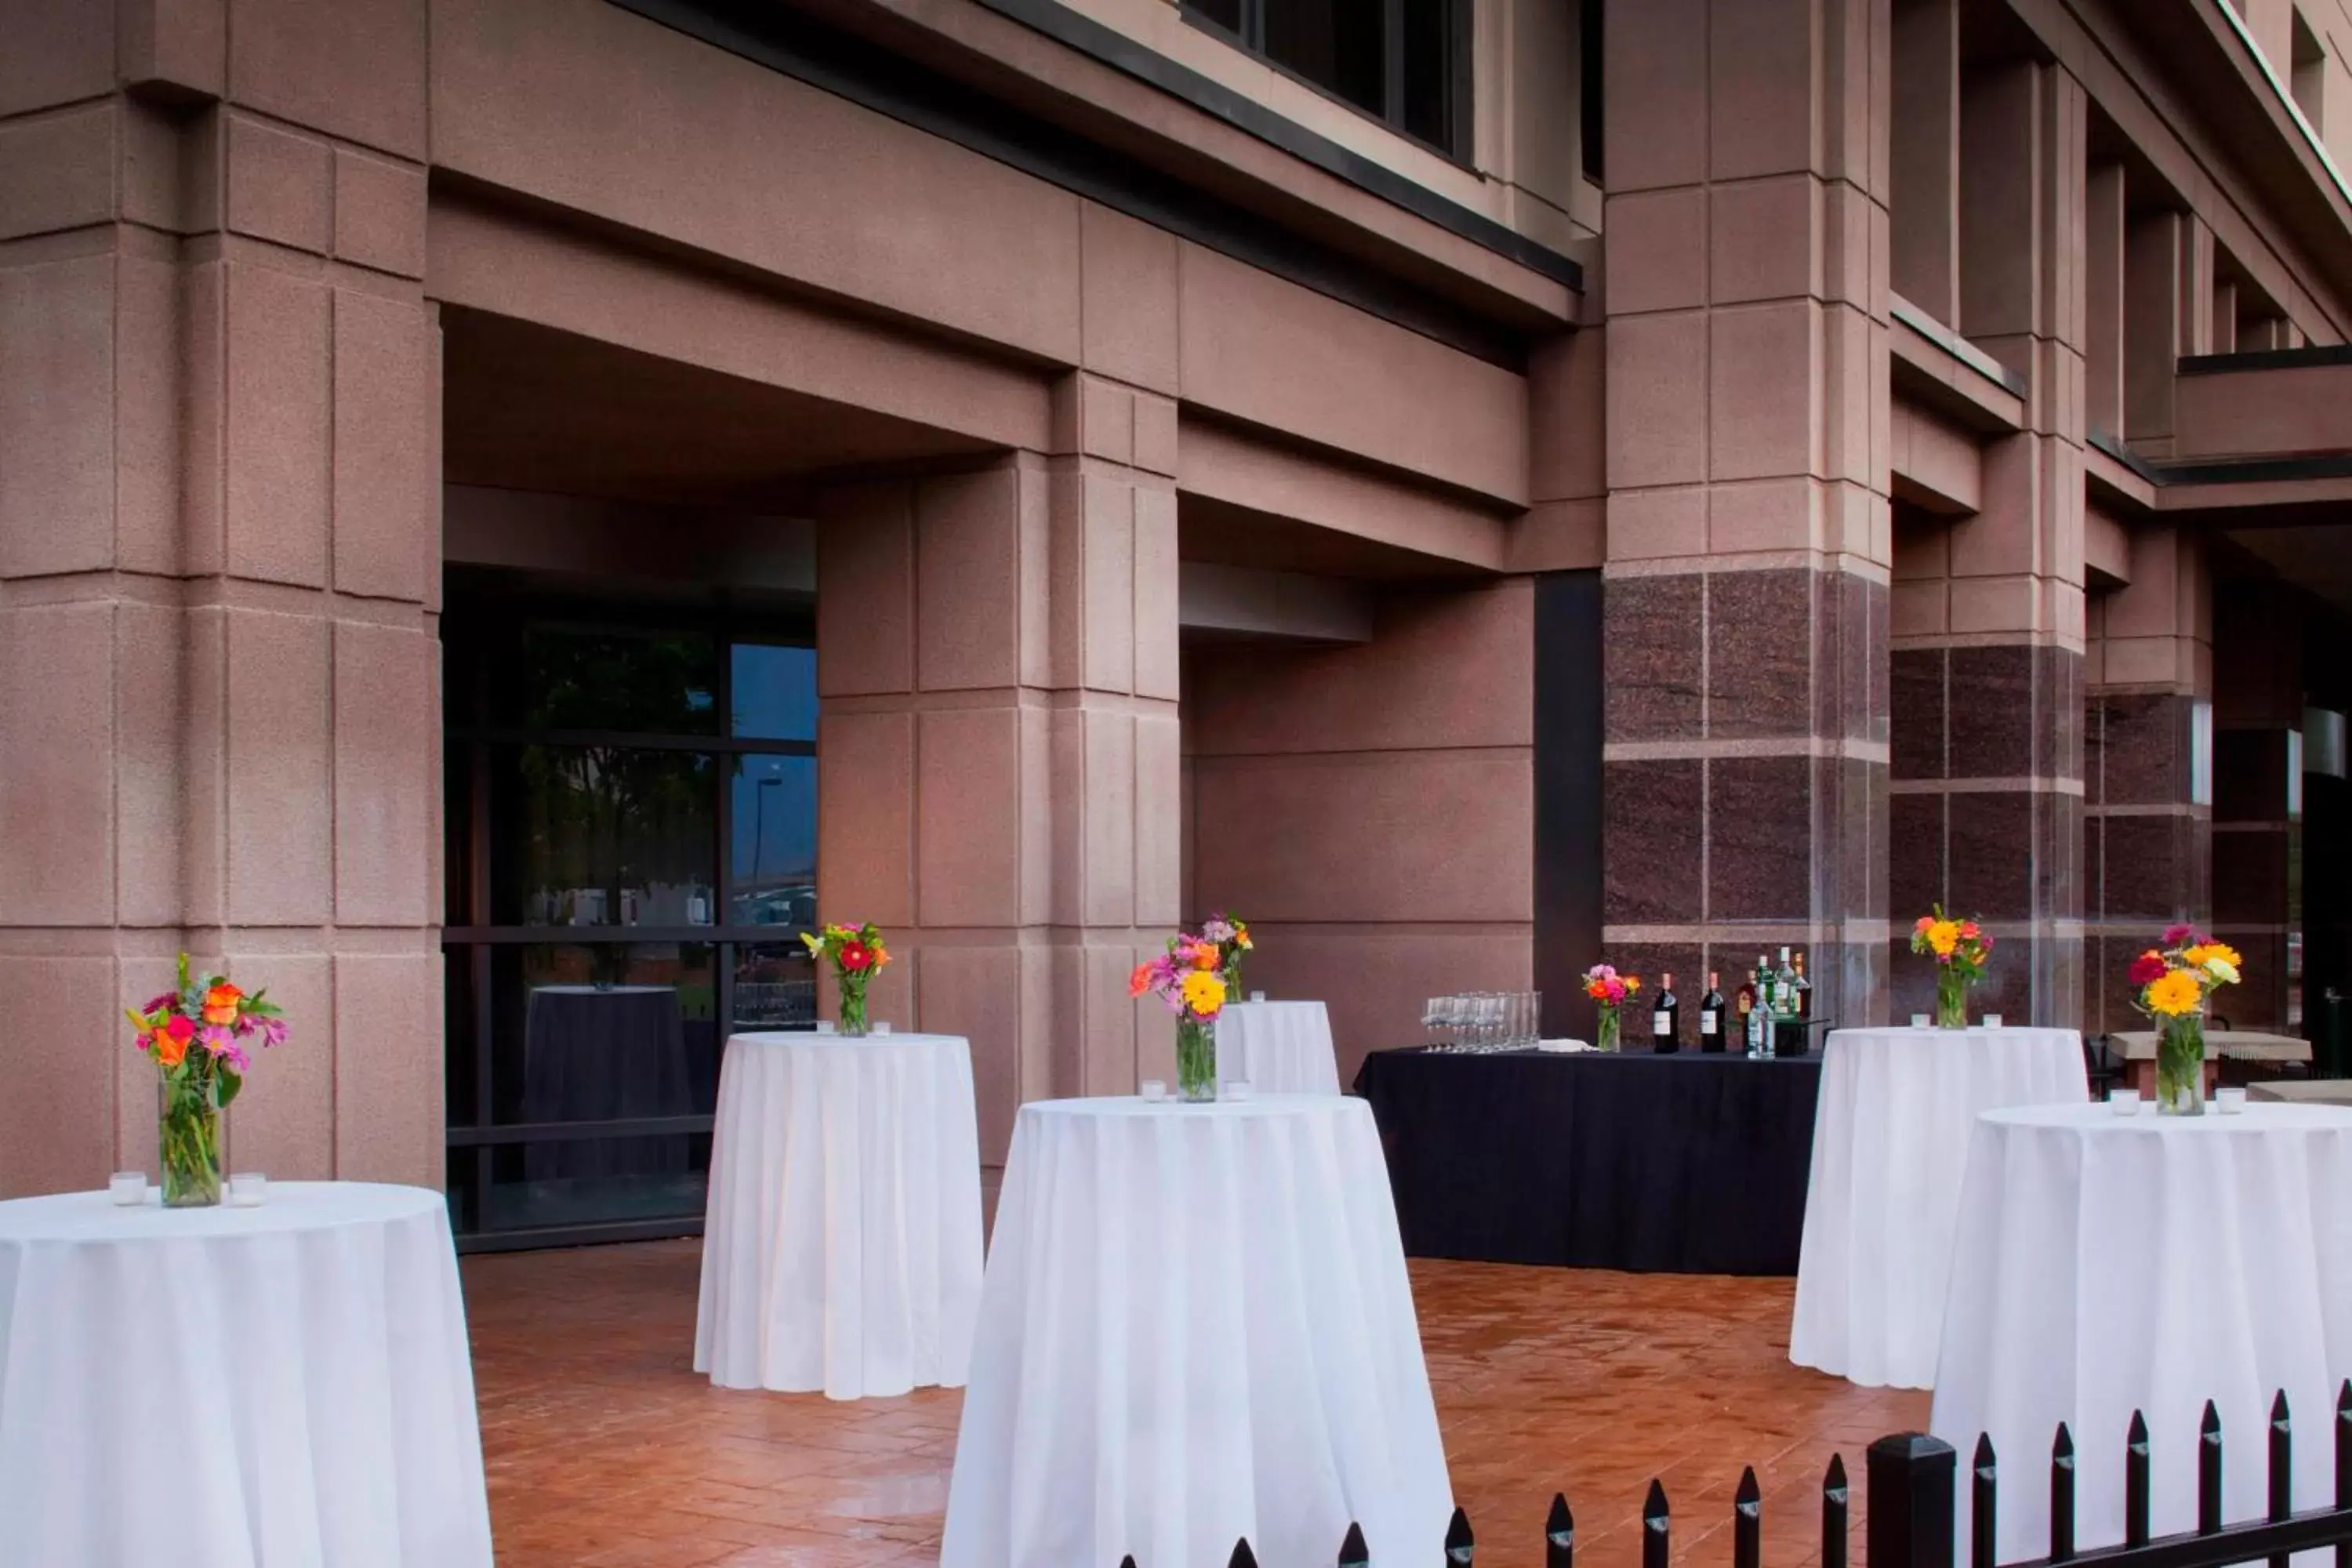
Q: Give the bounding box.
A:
[814,1020,836,1035]
[2216,1087,2247,1115]
[1225,1080,1253,1102]
[1910,1014,1932,1029]
[2109,1088,2141,1115]
[108,1171,147,1206]
[1138,1080,1167,1103]
[1250,991,1267,1003]
[228,1172,267,1207]
[1983,1013,2005,1029]
[873,1022,892,1036]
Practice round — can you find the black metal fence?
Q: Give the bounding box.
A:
[1122,1382,2352,1568]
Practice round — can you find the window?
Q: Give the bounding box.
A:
[1580,0,1603,183]
[442,581,820,1247]
[1185,0,1473,159]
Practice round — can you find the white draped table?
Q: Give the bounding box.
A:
[1214,999,1343,1094]
[1791,1024,2086,1388]
[0,1182,493,1567]
[942,1095,1452,1568]
[1931,1104,2352,1564]
[695,1030,985,1399]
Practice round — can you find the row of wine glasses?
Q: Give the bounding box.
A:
[1422,992,1541,1052]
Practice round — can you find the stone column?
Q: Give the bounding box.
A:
[0,0,441,1196]
[1884,60,2087,1025]
[813,369,1181,1167]
[2084,528,2212,1033]
[1598,0,1893,1036]
[2211,579,2304,1028]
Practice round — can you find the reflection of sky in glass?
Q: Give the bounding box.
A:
[732,754,815,892]
[731,644,817,740]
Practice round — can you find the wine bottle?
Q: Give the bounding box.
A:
[1651,971,1679,1053]
[1787,951,1813,1055]
[1698,971,1727,1052]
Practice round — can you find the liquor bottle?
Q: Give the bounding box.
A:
[1734,970,1757,1051]
[1651,972,1680,1053]
[1697,971,1728,1052]
[1788,951,1813,1055]
[1743,967,1767,1058]
[1759,952,1780,1058]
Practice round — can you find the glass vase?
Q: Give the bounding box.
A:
[2157,1013,2207,1116]
[1224,959,1243,1001]
[1934,969,1969,1029]
[1177,1019,1218,1102]
[837,975,869,1037]
[159,1070,223,1208]
[1595,1007,1621,1054]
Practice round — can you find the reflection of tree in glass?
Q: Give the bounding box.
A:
[518,630,717,932]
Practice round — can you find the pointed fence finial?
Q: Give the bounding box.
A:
[2125,1410,2152,1548]
[1338,1522,1370,1568]
[2200,1401,2225,1536]
[1820,1454,1849,1568]
[1443,1504,1475,1564]
[1227,1540,1258,1568]
[2049,1423,2076,1562]
[1545,1494,1574,1568]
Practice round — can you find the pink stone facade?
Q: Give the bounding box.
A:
[5,0,2352,1203]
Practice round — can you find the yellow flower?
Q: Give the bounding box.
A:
[1179,970,1226,1018]
[2144,968,2205,1017]
[2183,942,2242,971]
[1927,920,1961,956]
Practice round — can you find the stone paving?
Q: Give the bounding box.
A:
[466,1241,1927,1568]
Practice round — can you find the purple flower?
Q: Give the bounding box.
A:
[217,1042,252,1073]
[233,1014,258,1036]
[2162,923,2202,948]
[198,1025,236,1058]
[260,1017,288,1049]
[141,993,178,1015]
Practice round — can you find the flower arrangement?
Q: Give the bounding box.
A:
[1200,913,1253,996]
[125,955,288,1207]
[2130,924,2240,1115]
[800,922,891,1036]
[1909,906,1993,1028]
[1130,930,1230,1101]
[1581,964,1641,1054]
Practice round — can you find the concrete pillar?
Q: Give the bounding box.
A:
[0,0,440,1197]
[2085,164,2125,437]
[1890,0,1960,324]
[1889,60,2086,1026]
[813,366,1181,1170]
[1599,0,1893,1031]
[2084,528,2212,1034]
[2123,206,2211,454]
[2211,580,2304,1028]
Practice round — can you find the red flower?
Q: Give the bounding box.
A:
[2128,950,2169,986]
[838,942,875,972]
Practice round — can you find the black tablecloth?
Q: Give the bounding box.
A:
[1352,1048,1823,1275]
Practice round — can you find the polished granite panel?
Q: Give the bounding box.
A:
[2098,811,2194,924]
[2092,691,2190,808]
[2212,826,2289,924]
[1947,789,2036,922]
[2214,728,2291,824]
[1605,574,1704,742]
[1889,648,1946,780]
[466,1241,1929,1568]
[1708,755,1813,920]
[1947,644,2035,779]
[1707,569,1814,740]
[1889,791,1945,916]
[1605,758,1704,924]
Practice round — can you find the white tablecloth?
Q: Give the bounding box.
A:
[695,1031,984,1399]
[942,1095,1451,1568]
[1931,1104,2352,1563]
[0,1182,492,1567]
[1214,1000,1343,1094]
[1791,1025,2086,1388]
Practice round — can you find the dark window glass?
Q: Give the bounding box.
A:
[503,626,718,735]
[731,753,818,927]
[730,643,818,742]
[1190,0,1243,32]
[1401,0,1453,150]
[491,746,716,927]
[1264,0,1386,117]
[490,942,718,1124]
[483,1134,713,1234]
[445,947,480,1128]
[734,942,818,1033]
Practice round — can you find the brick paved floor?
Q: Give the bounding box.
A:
[465,1242,1926,1568]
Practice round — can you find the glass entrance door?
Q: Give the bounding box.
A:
[441,578,818,1247]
